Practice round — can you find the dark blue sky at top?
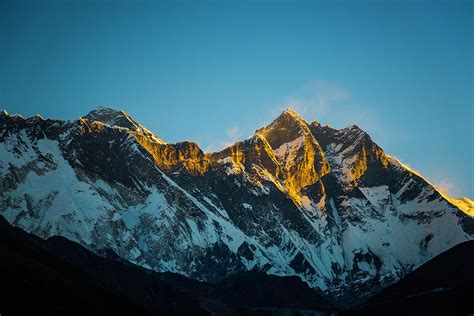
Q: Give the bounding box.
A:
[1,0,472,197]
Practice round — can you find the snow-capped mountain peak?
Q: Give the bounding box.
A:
[83,106,127,125]
[83,106,166,144]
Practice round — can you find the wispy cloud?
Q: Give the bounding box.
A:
[270,80,391,141]
[436,179,456,196]
[225,126,242,141]
[204,126,243,153]
[276,80,351,118]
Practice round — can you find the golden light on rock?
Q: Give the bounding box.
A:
[79,109,471,216]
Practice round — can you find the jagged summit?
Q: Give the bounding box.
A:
[256,108,311,150]
[282,107,303,118]
[84,106,132,128]
[0,109,42,121]
[85,105,121,114]
[273,107,307,126]
[83,106,165,144]
[86,105,121,114]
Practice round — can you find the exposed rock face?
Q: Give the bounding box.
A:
[210,109,330,205]
[138,139,210,176]
[0,107,472,307]
[256,109,330,204]
[310,122,389,190]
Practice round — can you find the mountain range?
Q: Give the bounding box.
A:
[1,107,473,310]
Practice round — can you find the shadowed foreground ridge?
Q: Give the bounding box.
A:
[0,107,473,308]
[0,215,205,315]
[341,240,474,315]
[0,215,332,315]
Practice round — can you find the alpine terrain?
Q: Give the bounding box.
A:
[1,107,473,308]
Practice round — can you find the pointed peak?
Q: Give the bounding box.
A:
[259,108,307,131]
[282,107,301,117]
[84,106,125,120]
[341,124,370,141]
[1,109,24,120]
[253,107,312,151]
[277,107,307,123]
[22,114,45,123]
[265,107,309,132]
[83,106,133,128]
[346,124,361,130]
[82,106,165,144]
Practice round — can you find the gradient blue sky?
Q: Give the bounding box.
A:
[1,0,472,197]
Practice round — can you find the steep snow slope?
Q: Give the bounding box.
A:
[0,108,472,306]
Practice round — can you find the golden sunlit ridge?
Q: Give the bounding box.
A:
[387,155,474,217]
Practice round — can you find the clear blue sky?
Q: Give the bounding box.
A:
[1,1,472,198]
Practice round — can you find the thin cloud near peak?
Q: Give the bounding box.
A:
[281,80,351,118]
